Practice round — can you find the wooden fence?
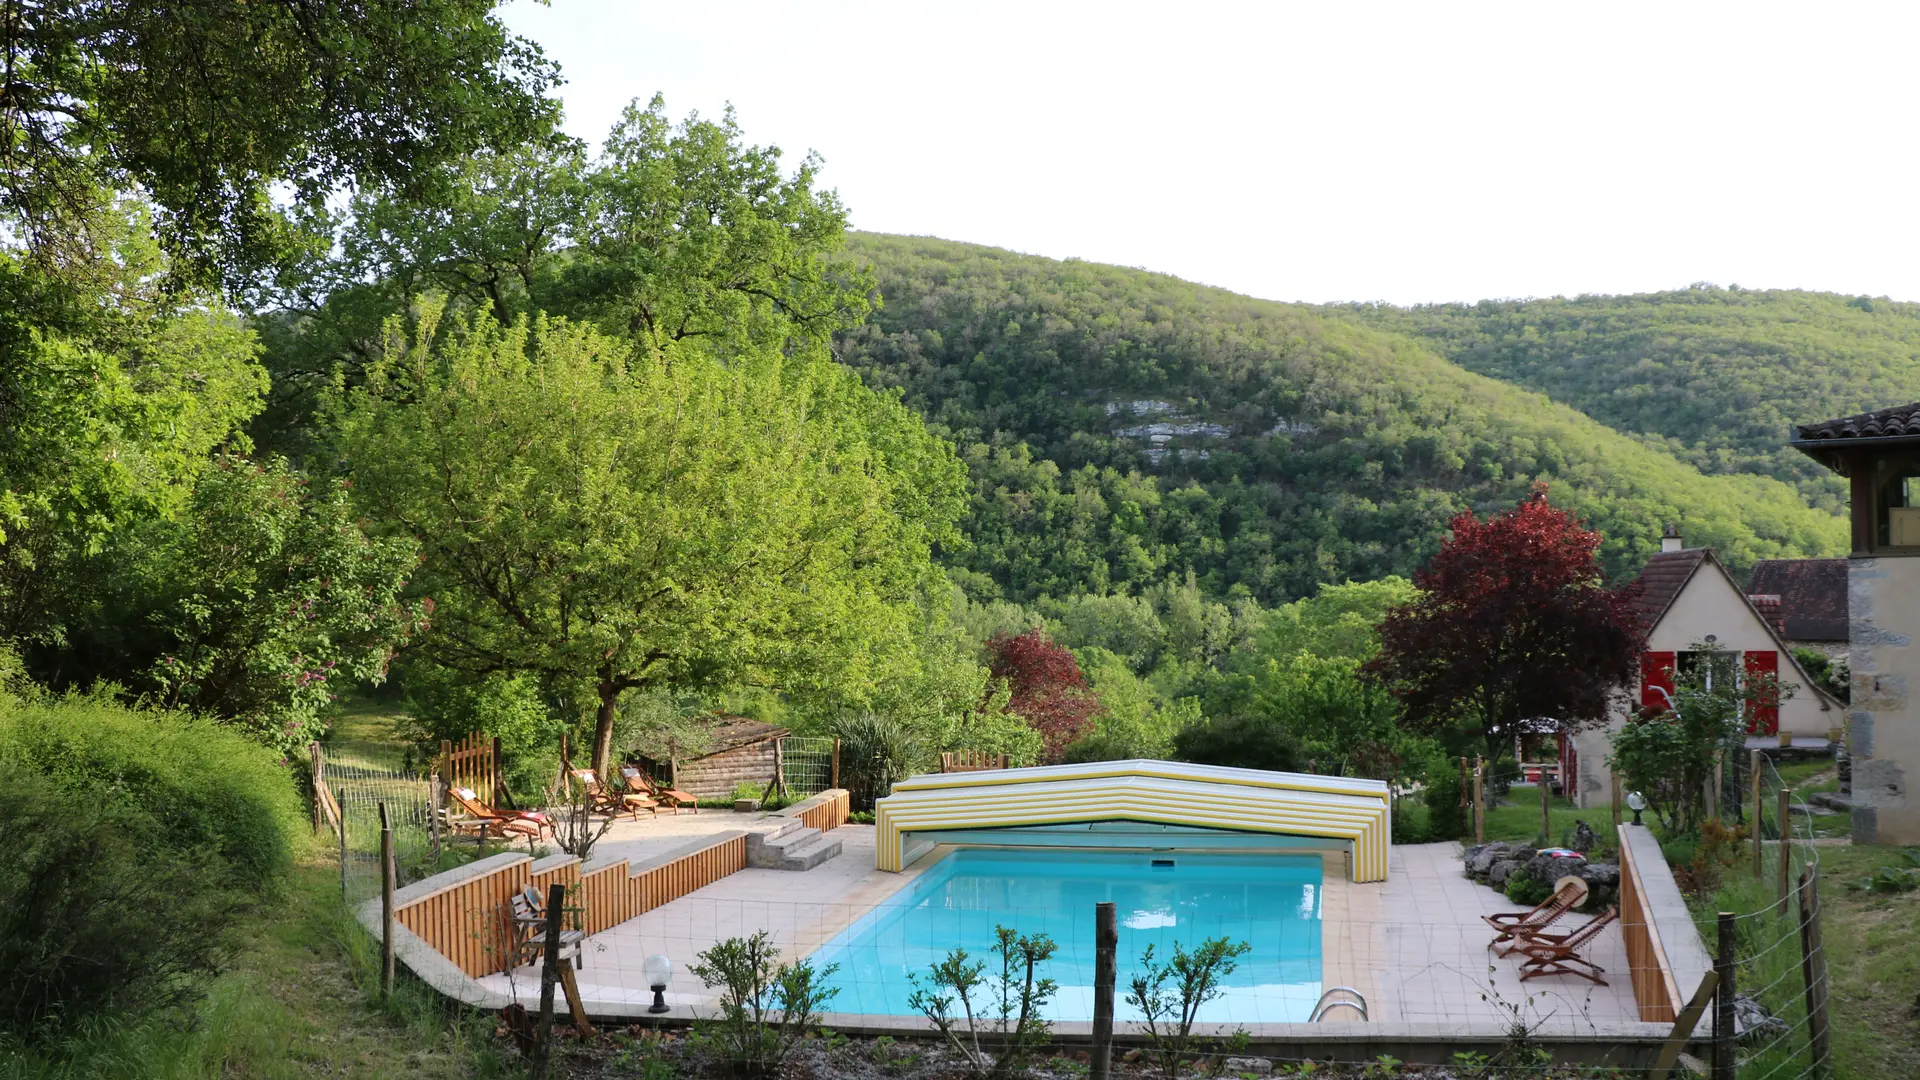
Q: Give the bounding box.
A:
[1620,825,1681,1022]
[940,750,1009,773]
[393,833,749,976]
[440,732,501,803]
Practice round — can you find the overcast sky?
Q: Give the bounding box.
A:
[502,1,1919,307]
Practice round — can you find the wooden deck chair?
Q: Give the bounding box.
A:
[571,768,653,820]
[622,765,696,814]
[1484,875,1588,955]
[509,885,585,969]
[1514,907,1619,984]
[447,785,554,840]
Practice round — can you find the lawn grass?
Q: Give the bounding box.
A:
[326,694,417,771]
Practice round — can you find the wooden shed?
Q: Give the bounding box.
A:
[651,718,790,802]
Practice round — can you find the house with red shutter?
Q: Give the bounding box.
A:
[1567,527,1842,809]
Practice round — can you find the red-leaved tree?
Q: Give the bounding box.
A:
[986,628,1100,762]
[1360,485,1643,762]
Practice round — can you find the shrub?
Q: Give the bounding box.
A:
[688,931,837,1079]
[1421,757,1468,840]
[832,712,921,811]
[1127,937,1252,1080]
[908,926,1058,1080]
[0,762,241,1039]
[1503,870,1552,907]
[1170,712,1299,773]
[0,693,300,894]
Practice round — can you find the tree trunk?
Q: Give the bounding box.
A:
[592,681,619,777]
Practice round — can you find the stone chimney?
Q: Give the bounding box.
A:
[1661,523,1684,554]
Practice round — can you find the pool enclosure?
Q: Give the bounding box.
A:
[872,759,1393,882]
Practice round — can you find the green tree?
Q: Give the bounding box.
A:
[332,305,965,773]
[0,0,558,289]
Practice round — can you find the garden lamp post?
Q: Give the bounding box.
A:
[643,954,673,1014]
[1626,790,1646,826]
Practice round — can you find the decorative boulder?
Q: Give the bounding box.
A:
[1526,851,1586,886]
[1488,859,1522,885]
[1579,863,1621,889]
[1466,842,1513,878]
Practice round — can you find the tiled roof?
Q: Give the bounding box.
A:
[1794,401,1920,443]
[1747,558,1849,643]
[1632,549,1707,632]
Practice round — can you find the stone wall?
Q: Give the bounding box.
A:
[674,739,779,801]
[1850,556,1920,843]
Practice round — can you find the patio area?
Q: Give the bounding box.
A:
[479,832,1642,1033]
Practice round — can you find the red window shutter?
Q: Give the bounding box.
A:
[1744,650,1780,735]
[1641,652,1677,710]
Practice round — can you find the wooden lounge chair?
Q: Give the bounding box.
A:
[1515,907,1619,984]
[509,885,585,969]
[622,765,697,814]
[571,768,654,820]
[1484,875,1588,955]
[446,786,554,841]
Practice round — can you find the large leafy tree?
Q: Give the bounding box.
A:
[985,628,1100,762]
[1361,485,1642,761]
[332,305,966,773]
[0,0,558,290]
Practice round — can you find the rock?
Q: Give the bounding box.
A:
[1508,846,1538,864]
[1734,994,1789,1042]
[1579,863,1621,888]
[1811,791,1853,811]
[1526,851,1586,886]
[1488,859,1522,885]
[1571,820,1597,854]
[1466,842,1512,877]
[1223,1058,1273,1075]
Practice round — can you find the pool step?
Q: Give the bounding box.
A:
[745,821,843,871]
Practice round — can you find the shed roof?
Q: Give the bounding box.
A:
[1746,558,1849,643]
[688,718,788,758]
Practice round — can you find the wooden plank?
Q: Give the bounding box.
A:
[1648,972,1720,1080]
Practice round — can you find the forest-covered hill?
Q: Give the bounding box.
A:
[1324,287,1920,514]
[836,234,1847,604]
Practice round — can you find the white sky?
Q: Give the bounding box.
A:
[502,1,1920,306]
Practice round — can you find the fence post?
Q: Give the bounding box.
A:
[1539,767,1552,844]
[1707,753,1721,823]
[492,736,508,808]
[1611,771,1622,833]
[310,742,325,833]
[428,771,442,864]
[1092,902,1116,1080]
[1752,751,1764,877]
[1799,868,1832,1079]
[1778,787,1793,902]
[1714,911,1735,1080]
[440,739,452,786]
[1473,756,1485,845]
[379,802,395,996]
[831,738,842,791]
[534,882,567,1074]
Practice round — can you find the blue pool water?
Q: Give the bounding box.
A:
[812,849,1322,1022]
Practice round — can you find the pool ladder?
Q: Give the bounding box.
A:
[1309,986,1368,1022]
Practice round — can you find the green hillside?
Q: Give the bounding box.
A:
[837,235,1846,603]
[1325,287,1920,513]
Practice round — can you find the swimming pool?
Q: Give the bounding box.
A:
[811,849,1323,1023]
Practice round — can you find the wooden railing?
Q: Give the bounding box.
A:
[790,789,851,832]
[392,834,749,975]
[1619,825,1681,1022]
[940,750,1009,773]
[440,732,501,804]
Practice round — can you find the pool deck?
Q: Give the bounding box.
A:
[479,832,1641,1034]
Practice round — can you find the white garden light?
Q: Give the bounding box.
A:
[643,954,673,1014]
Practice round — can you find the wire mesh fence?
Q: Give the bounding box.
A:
[323,759,445,905]
[781,735,836,796]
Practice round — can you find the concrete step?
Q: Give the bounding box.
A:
[745,823,842,870]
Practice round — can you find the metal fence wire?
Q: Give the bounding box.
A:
[324,759,440,906]
[780,735,836,797]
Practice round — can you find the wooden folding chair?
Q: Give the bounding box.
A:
[571,768,654,820]
[621,765,696,814]
[446,786,554,840]
[509,885,585,969]
[1515,907,1619,984]
[1484,875,1588,955]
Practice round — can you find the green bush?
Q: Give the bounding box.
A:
[0,692,300,894]
[833,713,921,811]
[1421,757,1468,840]
[1170,712,1299,773]
[0,762,241,1039]
[1504,870,1552,907]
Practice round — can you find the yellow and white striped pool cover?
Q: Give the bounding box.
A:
[873,759,1392,882]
